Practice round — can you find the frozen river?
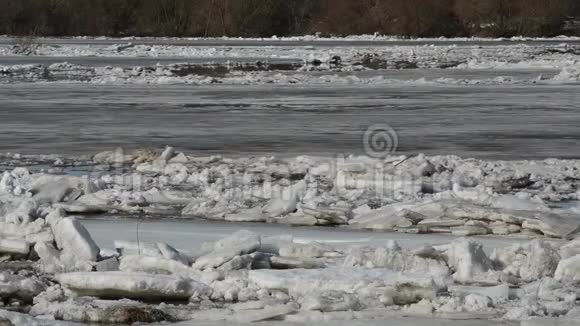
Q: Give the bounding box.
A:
[1,83,579,160]
[2,38,580,326]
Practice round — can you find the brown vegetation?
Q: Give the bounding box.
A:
[454,0,571,36]
[0,0,577,37]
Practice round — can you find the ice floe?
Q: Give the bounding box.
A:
[1,41,580,86]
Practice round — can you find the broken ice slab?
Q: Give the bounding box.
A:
[278,242,338,259]
[192,230,260,270]
[270,256,326,269]
[534,212,580,239]
[418,218,465,228]
[448,284,510,305]
[300,291,362,312]
[249,267,442,305]
[50,216,100,262]
[0,219,54,244]
[451,225,490,237]
[302,206,351,225]
[224,207,266,223]
[56,272,209,301]
[489,221,521,235]
[0,310,80,325]
[0,272,47,303]
[0,239,30,256]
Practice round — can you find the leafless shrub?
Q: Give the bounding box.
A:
[0,0,576,38]
[10,34,39,56]
[311,0,460,37]
[454,0,572,37]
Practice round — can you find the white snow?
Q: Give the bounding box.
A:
[492,240,560,282]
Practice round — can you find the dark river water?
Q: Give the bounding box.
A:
[1,83,579,160]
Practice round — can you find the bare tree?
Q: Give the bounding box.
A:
[10,25,40,56]
[286,0,317,34]
[0,0,574,38]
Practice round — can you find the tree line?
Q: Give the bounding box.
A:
[1,0,578,38]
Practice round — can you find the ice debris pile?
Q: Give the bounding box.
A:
[2,219,580,324]
[1,148,580,323]
[4,147,580,239]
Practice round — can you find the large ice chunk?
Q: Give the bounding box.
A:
[118,255,220,285]
[262,197,299,218]
[433,238,493,284]
[193,230,260,270]
[278,242,338,259]
[0,238,30,256]
[492,240,560,282]
[300,291,361,312]
[0,219,53,244]
[114,240,191,265]
[50,216,100,263]
[344,241,450,279]
[555,255,580,282]
[249,267,440,305]
[30,177,84,205]
[56,272,209,301]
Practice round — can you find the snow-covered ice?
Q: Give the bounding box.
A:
[56,272,209,301]
[1,39,580,85]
